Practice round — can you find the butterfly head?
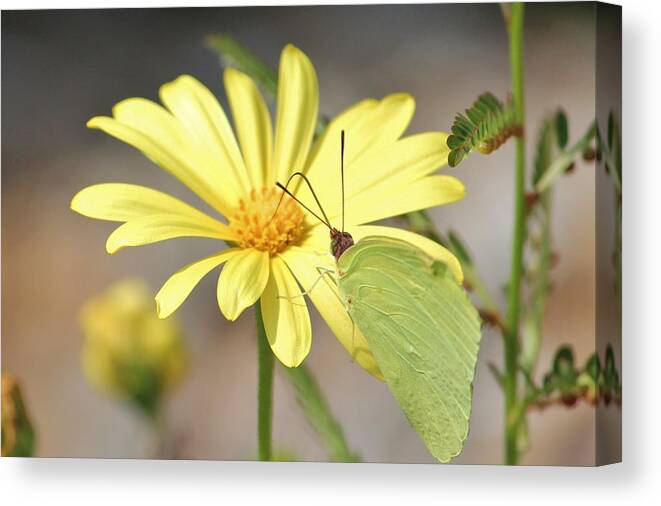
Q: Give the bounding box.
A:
[330,228,354,260]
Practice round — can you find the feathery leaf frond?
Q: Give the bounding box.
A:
[447,92,521,167]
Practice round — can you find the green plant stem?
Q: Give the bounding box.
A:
[255,304,274,461]
[504,2,526,465]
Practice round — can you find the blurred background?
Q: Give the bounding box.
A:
[2,3,615,464]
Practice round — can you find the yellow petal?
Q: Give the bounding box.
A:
[312,93,414,170]
[88,99,233,216]
[304,98,378,174]
[217,248,270,321]
[224,68,273,188]
[350,225,464,283]
[345,132,449,197]
[294,98,377,217]
[344,175,465,226]
[106,214,236,254]
[260,256,311,367]
[272,44,319,183]
[71,183,224,223]
[281,246,383,379]
[349,92,416,158]
[109,99,222,193]
[155,249,239,318]
[303,93,415,218]
[159,75,250,198]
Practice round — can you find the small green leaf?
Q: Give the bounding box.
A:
[432,260,449,278]
[604,344,616,379]
[542,372,555,395]
[584,352,601,380]
[550,346,579,403]
[608,111,615,150]
[488,362,505,389]
[532,116,554,186]
[447,230,473,265]
[609,114,622,185]
[206,34,278,98]
[447,135,463,150]
[601,344,621,404]
[206,34,329,140]
[1,375,36,457]
[553,346,575,375]
[555,110,569,149]
[448,149,465,168]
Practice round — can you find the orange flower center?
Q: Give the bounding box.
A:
[229,187,305,256]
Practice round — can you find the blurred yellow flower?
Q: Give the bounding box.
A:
[1,374,36,457]
[71,44,464,377]
[80,279,187,415]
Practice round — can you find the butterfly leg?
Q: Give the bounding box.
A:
[276,266,336,303]
[308,269,359,363]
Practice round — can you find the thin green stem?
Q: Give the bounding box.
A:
[255,304,274,461]
[504,1,526,465]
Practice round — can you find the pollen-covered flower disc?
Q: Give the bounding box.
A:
[71,44,466,376]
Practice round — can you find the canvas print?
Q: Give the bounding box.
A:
[1,2,621,465]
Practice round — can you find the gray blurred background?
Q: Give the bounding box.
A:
[2,3,610,464]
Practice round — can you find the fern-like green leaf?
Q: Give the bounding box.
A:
[446,92,521,167]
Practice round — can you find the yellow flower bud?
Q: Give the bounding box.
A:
[1,374,36,457]
[79,279,187,416]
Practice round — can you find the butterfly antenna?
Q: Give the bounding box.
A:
[340,130,346,233]
[272,172,333,231]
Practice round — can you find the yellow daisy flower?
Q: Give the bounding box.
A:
[71,44,465,378]
[79,279,187,414]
